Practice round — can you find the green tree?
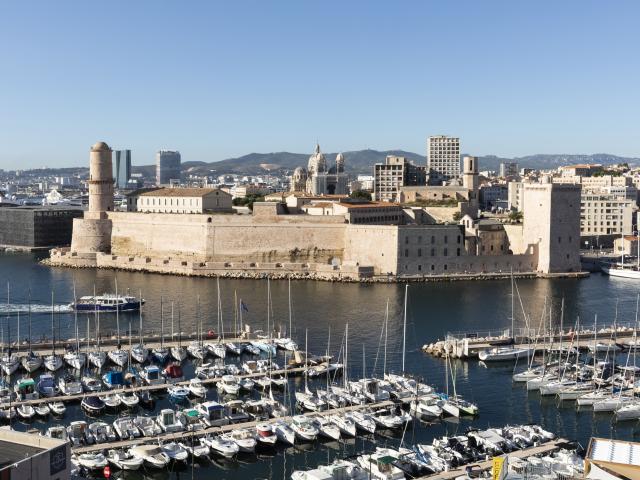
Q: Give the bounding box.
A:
[349,190,372,201]
[508,210,523,223]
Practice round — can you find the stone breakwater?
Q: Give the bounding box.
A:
[41,256,588,284]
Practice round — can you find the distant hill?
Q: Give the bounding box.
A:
[476,153,639,172]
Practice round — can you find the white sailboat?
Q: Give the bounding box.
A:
[602,232,640,279]
[1,284,20,376]
[131,290,148,364]
[88,286,107,369]
[170,302,186,362]
[44,291,63,372]
[22,293,43,373]
[188,296,207,359]
[108,281,129,367]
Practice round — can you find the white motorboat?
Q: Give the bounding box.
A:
[184,438,210,459]
[479,346,531,362]
[205,435,239,458]
[88,351,108,369]
[88,421,117,443]
[217,375,241,395]
[49,401,66,416]
[34,404,51,417]
[107,448,144,471]
[64,350,86,370]
[311,415,341,440]
[274,419,296,445]
[118,391,140,408]
[37,373,59,397]
[67,420,88,446]
[221,428,257,453]
[292,459,369,480]
[187,378,207,398]
[45,425,68,441]
[73,452,108,471]
[17,404,36,420]
[410,394,444,418]
[81,375,103,392]
[44,354,63,372]
[140,365,163,385]
[130,445,170,469]
[167,385,190,401]
[371,407,409,429]
[347,411,376,434]
[157,408,183,433]
[109,348,129,367]
[256,423,278,447]
[238,377,255,391]
[162,442,189,462]
[133,416,162,437]
[357,450,405,480]
[291,415,319,441]
[602,264,640,279]
[59,374,83,396]
[615,401,640,421]
[113,416,141,440]
[327,413,357,437]
[99,392,122,409]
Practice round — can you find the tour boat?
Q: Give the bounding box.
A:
[71,294,144,312]
[130,445,170,469]
[107,448,144,471]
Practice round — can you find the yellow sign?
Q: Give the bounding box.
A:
[492,457,505,480]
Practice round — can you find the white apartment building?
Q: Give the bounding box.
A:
[374,156,426,202]
[427,135,460,184]
[580,193,635,236]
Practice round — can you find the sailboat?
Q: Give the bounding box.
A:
[206,278,227,359]
[170,302,186,362]
[273,279,298,351]
[88,287,107,369]
[151,296,169,363]
[224,289,241,356]
[64,288,86,370]
[602,232,640,279]
[108,281,129,367]
[478,274,532,362]
[44,291,63,372]
[131,290,148,364]
[1,284,20,375]
[82,315,103,392]
[22,292,43,373]
[188,296,206,360]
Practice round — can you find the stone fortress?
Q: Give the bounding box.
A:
[49,141,583,281]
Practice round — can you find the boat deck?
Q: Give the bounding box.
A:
[72,399,395,453]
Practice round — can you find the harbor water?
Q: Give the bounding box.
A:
[3,251,640,479]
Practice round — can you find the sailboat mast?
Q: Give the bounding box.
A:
[51,291,55,354]
[138,290,142,345]
[160,296,164,349]
[384,299,389,378]
[171,302,174,346]
[267,279,271,339]
[115,278,120,346]
[511,270,515,338]
[344,323,349,390]
[288,278,292,337]
[402,284,408,373]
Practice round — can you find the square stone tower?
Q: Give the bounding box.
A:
[522,180,581,273]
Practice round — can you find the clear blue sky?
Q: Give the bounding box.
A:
[0,1,638,168]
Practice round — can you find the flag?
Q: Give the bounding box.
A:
[240,300,249,313]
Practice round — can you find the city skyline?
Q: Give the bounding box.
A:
[1,1,639,168]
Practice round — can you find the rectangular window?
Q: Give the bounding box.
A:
[405,237,409,244]
[457,248,460,256]
[405,249,409,257]
[444,248,448,256]
[444,235,448,243]
[431,248,435,256]
[418,248,422,257]
[431,236,435,244]
[457,235,461,244]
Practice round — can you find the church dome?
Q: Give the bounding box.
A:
[308,143,326,174]
[293,166,307,179]
[91,141,111,151]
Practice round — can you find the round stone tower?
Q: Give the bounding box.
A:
[70,141,114,254]
[87,141,114,219]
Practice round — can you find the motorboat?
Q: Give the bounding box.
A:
[133,416,162,436]
[130,445,170,469]
[21,351,43,373]
[118,391,140,408]
[73,452,108,471]
[218,375,241,395]
[14,378,38,400]
[239,377,255,391]
[410,394,444,418]
[67,420,89,446]
[140,365,163,385]
[370,407,410,429]
[327,413,357,437]
[615,401,640,421]
[108,348,129,367]
[157,408,183,433]
[71,294,144,312]
[59,374,83,396]
[357,450,405,480]
[311,415,341,440]
[107,449,144,471]
[88,350,108,369]
[184,438,210,459]
[274,419,296,445]
[244,399,271,421]
[177,408,204,431]
[221,428,257,453]
[274,337,298,351]
[255,375,272,390]
[64,349,86,370]
[205,435,239,458]
[34,404,51,417]
[102,370,125,389]
[45,425,68,441]
[113,416,141,440]
[131,344,148,363]
[256,422,278,447]
[292,459,368,480]
[44,353,63,372]
[346,411,376,434]
[81,395,105,415]
[188,378,208,398]
[225,400,250,423]
[291,415,319,441]
[163,364,184,383]
[17,404,36,420]
[478,346,531,362]
[168,385,190,401]
[197,401,229,427]
[88,421,117,443]
[81,374,103,392]
[349,378,390,403]
[162,441,189,462]
[49,401,66,416]
[250,340,276,356]
[37,373,59,397]
[296,390,326,412]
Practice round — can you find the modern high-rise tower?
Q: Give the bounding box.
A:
[114,150,132,189]
[156,150,181,186]
[427,135,460,185]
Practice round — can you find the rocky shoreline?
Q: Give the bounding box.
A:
[40,257,589,283]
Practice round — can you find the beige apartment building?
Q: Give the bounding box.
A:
[580,194,635,235]
[373,156,426,202]
[129,187,232,214]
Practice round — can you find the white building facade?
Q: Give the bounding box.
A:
[427,135,460,184]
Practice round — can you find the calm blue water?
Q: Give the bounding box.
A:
[2,252,640,479]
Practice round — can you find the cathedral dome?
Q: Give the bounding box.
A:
[307,143,326,174]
